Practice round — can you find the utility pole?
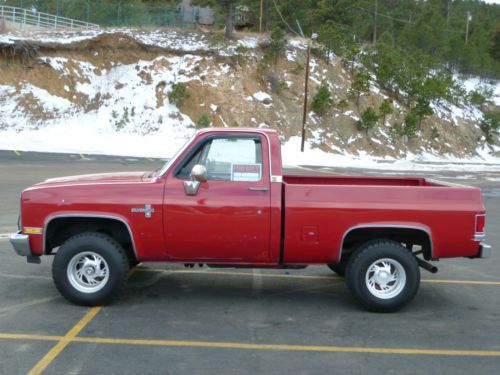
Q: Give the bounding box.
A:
[301,33,318,152]
[372,0,378,44]
[259,0,263,33]
[300,45,310,153]
[465,11,471,44]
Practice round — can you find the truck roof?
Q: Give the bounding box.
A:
[196,127,278,136]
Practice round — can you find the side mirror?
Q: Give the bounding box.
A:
[184,164,207,196]
[191,164,208,182]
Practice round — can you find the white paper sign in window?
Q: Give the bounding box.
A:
[231,163,262,182]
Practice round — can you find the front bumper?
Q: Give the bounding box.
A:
[10,231,32,257]
[478,243,492,259]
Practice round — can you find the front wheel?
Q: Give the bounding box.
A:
[346,240,420,312]
[52,232,129,306]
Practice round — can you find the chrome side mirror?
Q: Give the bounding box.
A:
[183,164,207,196]
[191,164,208,182]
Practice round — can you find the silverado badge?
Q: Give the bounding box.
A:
[131,204,155,218]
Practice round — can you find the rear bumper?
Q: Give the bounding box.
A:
[9,231,32,257]
[477,243,491,259]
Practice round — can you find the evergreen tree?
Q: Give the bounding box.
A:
[412,97,434,127]
[403,113,419,139]
[379,99,393,125]
[264,27,286,69]
[480,111,500,144]
[267,0,500,77]
[490,29,500,63]
[351,70,371,106]
[357,107,380,134]
[311,81,333,116]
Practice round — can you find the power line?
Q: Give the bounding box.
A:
[270,0,301,36]
[270,2,465,39]
[355,6,465,35]
[355,6,410,25]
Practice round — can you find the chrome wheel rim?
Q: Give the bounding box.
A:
[365,258,406,299]
[67,251,109,293]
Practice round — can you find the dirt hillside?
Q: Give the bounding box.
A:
[0,29,497,160]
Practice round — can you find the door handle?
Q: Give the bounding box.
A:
[248,187,269,192]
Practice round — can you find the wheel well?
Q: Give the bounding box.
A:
[341,227,432,261]
[45,217,137,261]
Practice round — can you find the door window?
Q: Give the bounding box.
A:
[177,137,263,181]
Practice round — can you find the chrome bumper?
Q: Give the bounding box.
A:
[478,243,491,259]
[10,231,32,257]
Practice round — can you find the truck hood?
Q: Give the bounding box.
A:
[35,172,148,186]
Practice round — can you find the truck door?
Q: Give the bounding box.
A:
[163,133,272,263]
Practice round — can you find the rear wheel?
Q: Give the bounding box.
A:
[346,240,420,312]
[52,232,129,306]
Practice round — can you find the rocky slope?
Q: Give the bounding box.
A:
[0,28,498,166]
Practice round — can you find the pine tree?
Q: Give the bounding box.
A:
[264,27,286,69]
[412,97,433,127]
[311,81,333,116]
[357,107,380,134]
[379,99,393,125]
[403,113,419,139]
[480,111,500,144]
[351,70,370,106]
[490,29,500,63]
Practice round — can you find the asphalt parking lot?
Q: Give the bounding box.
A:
[1,150,500,375]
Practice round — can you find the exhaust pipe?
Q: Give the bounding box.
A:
[416,257,438,274]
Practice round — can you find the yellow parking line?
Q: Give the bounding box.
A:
[421,279,500,286]
[27,307,102,375]
[0,333,62,341]
[14,150,21,156]
[72,337,500,357]
[26,269,141,374]
[2,331,500,357]
[136,268,500,286]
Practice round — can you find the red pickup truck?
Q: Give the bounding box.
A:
[10,128,490,312]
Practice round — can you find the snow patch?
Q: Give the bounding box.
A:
[253,92,272,107]
[460,76,500,106]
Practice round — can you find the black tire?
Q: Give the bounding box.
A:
[345,240,420,312]
[327,262,347,277]
[52,232,129,306]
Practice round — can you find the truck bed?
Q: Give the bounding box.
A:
[282,174,483,264]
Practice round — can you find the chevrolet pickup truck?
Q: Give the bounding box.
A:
[10,128,491,312]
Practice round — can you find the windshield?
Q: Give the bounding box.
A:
[154,134,197,177]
